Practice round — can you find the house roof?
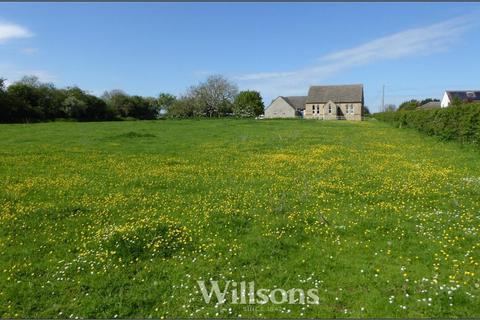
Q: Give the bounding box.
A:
[446,91,480,102]
[283,96,307,110]
[306,84,363,103]
[418,101,441,110]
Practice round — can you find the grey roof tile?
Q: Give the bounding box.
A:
[306,84,363,103]
[418,101,441,110]
[283,96,307,110]
[446,91,480,102]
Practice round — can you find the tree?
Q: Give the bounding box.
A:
[188,75,238,117]
[84,94,111,120]
[101,90,159,119]
[0,79,6,101]
[157,93,177,112]
[167,96,201,118]
[419,98,440,105]
[101,89,127,102]
[38,83,66,119]
[102,89,130,117]
[145,96,162,118]
[1,76,69,122]
[63,87,111,121]
[20,77,68,119]
[398,99,419,111]
[63,96,87,119]
[18,75,42,87]
[233,91,264,117]
[6,81,45,122]
[0,73,258,122]
[126,95,159,120]
[0,78,9,122]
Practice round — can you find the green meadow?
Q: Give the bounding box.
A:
[0,119,479,318]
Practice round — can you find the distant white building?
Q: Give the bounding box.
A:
[441,90,480,108]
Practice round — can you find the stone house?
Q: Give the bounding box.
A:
[264,96,307,118]
[265,84,364,121]
[303,84,363,120]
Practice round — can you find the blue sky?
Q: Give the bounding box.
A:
[1,2,480,112]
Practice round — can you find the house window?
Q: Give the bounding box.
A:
[317,105,320,114]
[328,105,332,114]
[347,104,354,114]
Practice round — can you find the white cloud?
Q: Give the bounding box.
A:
[0,21,33,44]
[235,14,477,99]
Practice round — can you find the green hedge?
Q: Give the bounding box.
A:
[374,103,480,145]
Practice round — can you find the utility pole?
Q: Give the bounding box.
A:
[382,84,385,112]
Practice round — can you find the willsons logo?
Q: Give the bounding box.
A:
[197,280,320,305]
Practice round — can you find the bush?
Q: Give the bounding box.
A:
[0,77,160,123]
[374,103,480,146]
[233,90,264,118]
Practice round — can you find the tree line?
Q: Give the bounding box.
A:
[0,75,264,123]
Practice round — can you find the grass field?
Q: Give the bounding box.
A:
[0,119,479,318]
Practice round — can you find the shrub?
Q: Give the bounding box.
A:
[374,103,480,146]
[233,90,264,118]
